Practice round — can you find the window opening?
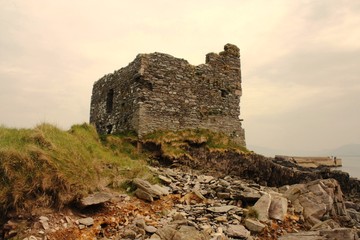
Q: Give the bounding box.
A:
[106,89,114,113]
[221,89,229,98]
[106,125,113,134]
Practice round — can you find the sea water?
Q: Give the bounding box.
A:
[338,156,360,179]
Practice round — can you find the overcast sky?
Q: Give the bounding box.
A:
[1,0,359,154]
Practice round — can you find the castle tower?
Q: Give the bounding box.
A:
[90,44,245,146]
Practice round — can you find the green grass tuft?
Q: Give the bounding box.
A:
[246,206,259,219]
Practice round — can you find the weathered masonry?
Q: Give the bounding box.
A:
[90,44,246,146]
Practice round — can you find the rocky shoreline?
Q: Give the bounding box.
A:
[2,146,360,240]
[3,164,360,240]
[159,146,360,201]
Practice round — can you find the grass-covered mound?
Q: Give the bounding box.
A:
[0,125,249,218]
[142,128,249,159]
[0,123,149,216]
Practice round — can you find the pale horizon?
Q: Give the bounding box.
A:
[1,0,360,154]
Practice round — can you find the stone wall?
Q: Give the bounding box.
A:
[90,44,245,146]
[90,56,142,134]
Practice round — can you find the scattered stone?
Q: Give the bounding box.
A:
[176,225,210,240]
[39,216,49,221]
[226,224,250,238]
[238,188,262,202]
[345,201,359,211]
[133,178,168,201]
[152,184,170,195]
[278,231,324,240]
[292,199,304,215]
[217,192,231,199]
[284,179,349,227]
[123,229,137,239]
[23,236,39,240]
[201,224,213,235]
[253,193,271,221]
[245,218,265,233]
[320,227,359,240]
[145,225,157,233]
[219,179,231,187]
[134,218,146,229]
[214,216,227,222]
[79,192,112,207]
[39,216,50,230]
[279,228,359,240]
[310,219,340,231]
[7,166,360,240]
[40,220,49,230]
[150,233,162,239]
[154,226,178,239]
[135,188,154,202]
[78,217,94,226]
[158,175,172,184]
[269,195,288,220]
[207,206,237,213]
[198,175,214,183]
[347,208,360,222]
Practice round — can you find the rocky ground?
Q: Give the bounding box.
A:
[2,165,360,240]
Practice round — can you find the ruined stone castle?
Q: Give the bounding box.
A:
[90,44,246,146]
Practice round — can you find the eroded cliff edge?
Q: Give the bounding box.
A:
[141,137,360,201]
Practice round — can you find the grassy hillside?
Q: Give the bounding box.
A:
[0,123,149,216]
[0,124,248,219]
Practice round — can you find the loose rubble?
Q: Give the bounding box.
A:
[3,166,360,240]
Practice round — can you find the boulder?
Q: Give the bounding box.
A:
[253,193,271,221]
[39,216,49,230]
[152,184,170,195]
[345,201,359,211]
[284,179,349,226]
[150,233,162,239]
[123,229,137,239]
[236,187,262,202]
[78,217,94,226]
[310,219,341,231]
[244,218,265,233]
[158,175,173,184]
[279,228,359,240]
[207,205,238,213]
[176,225,210,240]
[320,228,359,240]
[226,224,251,239]
[154,225,210,240]
[79,192,112,207]
[278,231,324,240]
[347,208,360,222]
[269,195,288,220]
[145,225,158,233]
[154,226,177,240]
[132,178,169,201]
[135,188,154,202]
[197,175,214,183]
